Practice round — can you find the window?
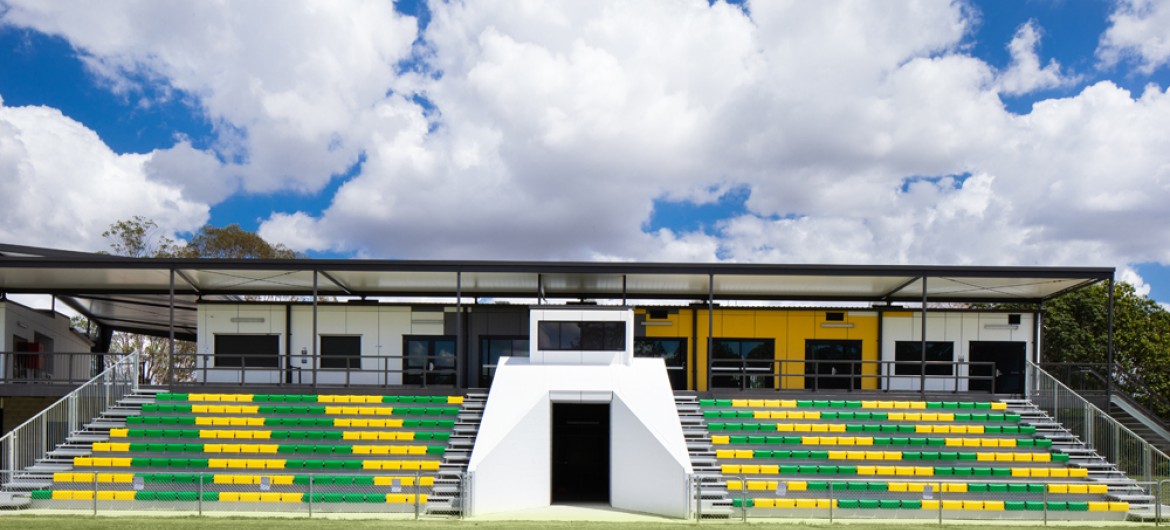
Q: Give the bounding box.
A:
[214,334,280,368]
[805,340,863,390]
[894,341,955,376]
[320,335,361,369]
[537,321,625,351]
[634,338,687,389]
[711,339,774,388]
[479,336,529,386]
[403,336,456,385]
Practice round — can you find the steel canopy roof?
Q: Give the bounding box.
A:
[1,243,1113,338]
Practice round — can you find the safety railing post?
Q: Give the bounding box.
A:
[828,480,833,524]
[1043,484,1048,526]
[696,475,702,522]
[740,473,746,522]
[415,469,421,520]
[198,471,203,516]
[308,472,313,518]
[92,471,98,516]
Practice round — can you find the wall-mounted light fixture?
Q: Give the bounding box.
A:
[983,324,1019,330]
[640,321,673,327]
[230,317,265,323]
[820,323,855,329]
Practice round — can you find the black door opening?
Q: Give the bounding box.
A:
[551,403,610,504]
[805,340,863,390]
[969,341,1026,394]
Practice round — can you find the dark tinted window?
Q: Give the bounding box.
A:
[894,341,955,376]
[320,335,360,369]
[537,321,625,351]
[214,334,279,368]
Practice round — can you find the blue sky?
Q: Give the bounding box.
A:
[2,1,1170,303]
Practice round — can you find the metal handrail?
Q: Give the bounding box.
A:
[0,350,106,385]
[1,351,139,474]
[709,358,999,393]
[190,351,459,388]
[1027,361,1170,482]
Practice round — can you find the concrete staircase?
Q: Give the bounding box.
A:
[1002,398,1156,515]
[676,392,732,519]
[426,390,486,516]
[1,388,165,505]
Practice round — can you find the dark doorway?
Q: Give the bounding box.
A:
[969,341,1026,393]
[805,340,863,390]
[551,403,610,504]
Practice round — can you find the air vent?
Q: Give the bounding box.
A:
[1008,314,1021,325]
[826,312,845,322]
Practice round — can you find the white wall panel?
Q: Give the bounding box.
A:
[882,312,1033,392]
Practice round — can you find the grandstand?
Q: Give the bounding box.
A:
[0,243,1166,521]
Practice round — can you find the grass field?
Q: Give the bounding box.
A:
[0,516,1154,530]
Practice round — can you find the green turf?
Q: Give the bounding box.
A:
[0,516,1148,530]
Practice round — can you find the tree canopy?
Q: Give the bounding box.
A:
[1041,282,1170,419]
[97,217,300,383]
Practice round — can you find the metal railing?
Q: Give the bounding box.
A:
[710,358,999,393]
[190,352,459,389]
[0,351,105,386]
[1,351,139,474]
[1027,362,1170,483]
[4,469,463,519]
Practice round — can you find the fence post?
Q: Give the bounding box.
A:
[696,475,702,522]
[92,471,98,516]
[198,471,203,516]
[414,469,421,520]
[740,474,746,522]
[828,480,833,524]
[308,472,313,518]
[1042,484,1048,526]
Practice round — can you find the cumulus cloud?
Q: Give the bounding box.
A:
[0,100,208,251]
[1099,0,1170,73]
[4,0,1170,300]
[998,21,1078,95]
[1,0,419,194]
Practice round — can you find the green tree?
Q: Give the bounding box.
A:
[100,216,177,257]
[177,224,300,259]
[97,217,300,383]
[1042,282,1170,419]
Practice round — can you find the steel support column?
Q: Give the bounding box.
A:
[920,276,927,398]
[1106,276,1115,401]
[168,268,176,389]
[456,271,464,389]
[707,273,714,392]
[312,271,318,389]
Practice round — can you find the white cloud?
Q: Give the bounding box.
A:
[5,0,1170,303]
[998,21,1078,95]
[1099,0,1170,73]
[0,101,208,251]
[1,0,419,194]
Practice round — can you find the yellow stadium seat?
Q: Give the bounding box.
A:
[1049,468,1069,478]
[747,481,767,491]
[788,481,807,491]
[1028,468,1049,478]
[227,460,247,469]
[780,400,797,408]
[914,466,932,476]
[232,475,254,485]
[883,451,901,460]
[741,465,761,474]
[280,493,302,502]
[888,413,905,421]
[732,399,748,407]
[110,458,132,467]
[876,466,896,475]
[51,490,73,500]
[756,498,778,508]
[1108,502,1129,512]
[260,492,282,503]
[827,451,846,460]
[726,480,742,491]
[894,466,914,476]
[857,466,876,475]
[109,428,128,438]
[220,492,241,502]
[448,396,464,405]
[722,464,740,474]
[888,482,907,492]
[114,491,135,501]
[1067,484,1088,494]
[916,426,933,434]
[795,499,819,509]
[239,492,261,502]
[712,436,729,445]
[984,501,1004,511]
[734,449,753,459]
[962,500,983,510]
[856,437,873,446]
[247,418,265,427]
[747,399,764,407]
[54,472,74,483]
[760,465,779,474]
[922,500,940,510]
[921,413,937,421]
[1088,484,1108,494]
[990,402,1007,410]
[821,437,838,446]
[944,483,966,493]
[1087,502,1109,512]
[351,419,369,427]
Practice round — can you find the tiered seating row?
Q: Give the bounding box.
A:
[73,457,441,471]
[720,464,1088,477]
[713,435,1052,447]
[729,498,1129,512]
[709,423,1036,434]
[125,416,455,428]
[92,442,446,455]
[725,480,1109,494]
[706,411,1021,422]
[700,399,1008,410]
[143,404,460,416]
[31,490,427,504]
[110,428,450,441]
[157,393,463,404]
[715,449,1064,463]
[53,472,434,487]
